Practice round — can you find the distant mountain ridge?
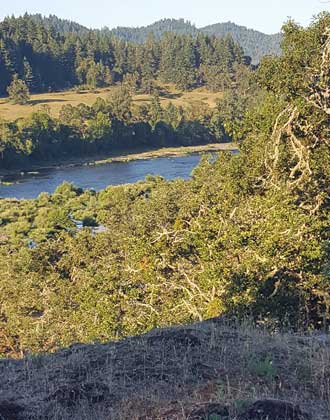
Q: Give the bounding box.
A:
[106,18,199,41]
[28,15,282,63]
[108,18,282,63]
[202,22,282,64]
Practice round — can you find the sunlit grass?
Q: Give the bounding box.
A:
[0,82,223,121]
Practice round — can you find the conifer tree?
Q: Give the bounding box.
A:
[23,57,35,91]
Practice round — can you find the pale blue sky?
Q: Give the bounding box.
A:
[0,0,329,34]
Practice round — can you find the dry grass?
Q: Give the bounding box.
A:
[0,318,329,419]
[0,83,223,121]
[0,87,113,121]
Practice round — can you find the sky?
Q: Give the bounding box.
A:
[0,0,329,34]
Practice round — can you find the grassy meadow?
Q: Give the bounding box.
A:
[0,83,223,121]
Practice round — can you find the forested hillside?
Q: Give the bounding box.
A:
[0,13,329,361]
[0,14,247,96]
[26,14,281,63]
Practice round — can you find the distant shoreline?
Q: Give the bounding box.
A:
[0,143,238,179]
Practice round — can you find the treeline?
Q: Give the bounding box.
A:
[29,13,89,34]
[0,14,248,96]
[27,15,281,64]
[0,14,329,357]
[0,83,254,169]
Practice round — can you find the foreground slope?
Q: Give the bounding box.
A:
[0,318,329,419]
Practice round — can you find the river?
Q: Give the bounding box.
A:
[0,154,203,199]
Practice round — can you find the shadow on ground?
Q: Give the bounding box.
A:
[0,317,328,419]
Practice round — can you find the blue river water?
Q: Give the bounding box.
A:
[0,154,203,199]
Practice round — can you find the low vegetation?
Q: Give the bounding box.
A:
[1,318,329,419]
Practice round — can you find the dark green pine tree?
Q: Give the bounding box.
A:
[126,43,139,74]
[196,33,214,66]
[159,33,177,83]
[62,36,79,87]
[141,33,159,81]
[174,36,197,90]
[0,50,11,95]
[0,39,15,95]
[112,39,128,80]
[23,57,35,91]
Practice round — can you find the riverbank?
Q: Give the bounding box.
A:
[93,143,238,164]
[0,143,238,179]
